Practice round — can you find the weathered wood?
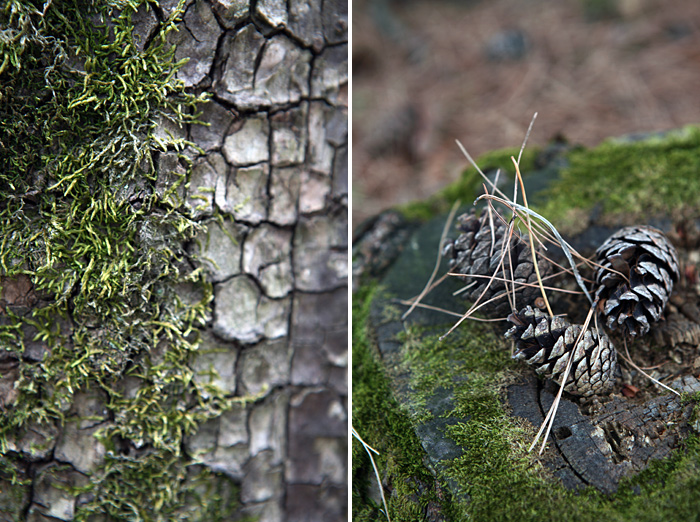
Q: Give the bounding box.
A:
[358,203,699,510]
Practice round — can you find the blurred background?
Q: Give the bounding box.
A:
[352,0,700,230]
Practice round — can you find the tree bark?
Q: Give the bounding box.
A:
[0,1,347,520]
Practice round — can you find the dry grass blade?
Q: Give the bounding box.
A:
[619,337,680,397]
[517,112,538,165]
[448,272,583,295]
[485,198,519,313]
[476,194,595,306]
[535,252,595,284]
[509,112,538,209]
[393,298,505,321]
[453,278,479,296]
[455,140,511,202]
[485,186,498,259]
[512,155,553,317]
[401,199,461,321]
[529,305,597,454]
[352,427,392,522]
[407,272,453,302]
[439,219,519,340]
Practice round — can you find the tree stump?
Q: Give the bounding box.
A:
[353,135,700,520]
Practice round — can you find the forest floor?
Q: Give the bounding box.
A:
[352,0,700,229]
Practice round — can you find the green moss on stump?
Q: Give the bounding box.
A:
[397,126,700,229]
[537,126,700,224]
[356,292,700,520]
[354,129,700,520]
[401,321,547,520]
[406,318,700,521]
[352,285,453,522]
[397,147,538,222]
[1,0,238,519]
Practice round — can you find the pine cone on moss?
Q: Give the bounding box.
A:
[444,209,552,315]
[505,306,617,396]
[594,226,680,338]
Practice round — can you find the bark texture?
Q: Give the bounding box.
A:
[172,1,348,519]
[0,0,347,520]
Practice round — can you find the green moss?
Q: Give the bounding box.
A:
[352,285,454,522]
[75,451,242,521]
[0,0,240,518]
[539,126,700,224]
[397,126,700,230]
[361,303,700,521]
[355,118,700,521]
[402,322,546,520]
[397,147,538,222]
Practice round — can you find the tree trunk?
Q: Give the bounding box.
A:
[0,1,347,520]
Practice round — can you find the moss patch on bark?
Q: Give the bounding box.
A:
[1,0,240,519]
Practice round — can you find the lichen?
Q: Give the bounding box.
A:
[0,0,239,518]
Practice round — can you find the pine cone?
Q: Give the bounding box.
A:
[594,226,680,337]
[505,306,617,396]
[444,209,552,315]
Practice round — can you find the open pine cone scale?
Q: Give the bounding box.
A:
[445,209,552,315]
[446,208,681,397]
[506,306,617,397]
[594,226,680,338]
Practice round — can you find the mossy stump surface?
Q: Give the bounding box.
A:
[353,128,700,521]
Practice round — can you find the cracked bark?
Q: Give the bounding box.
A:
[179,1,348,519]
[2,0,347,520]
[184,2,347,522]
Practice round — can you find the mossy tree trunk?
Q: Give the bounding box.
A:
[0,1,347,520]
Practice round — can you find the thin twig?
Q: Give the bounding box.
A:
[402,200,461,321]
[352,428,392,522]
